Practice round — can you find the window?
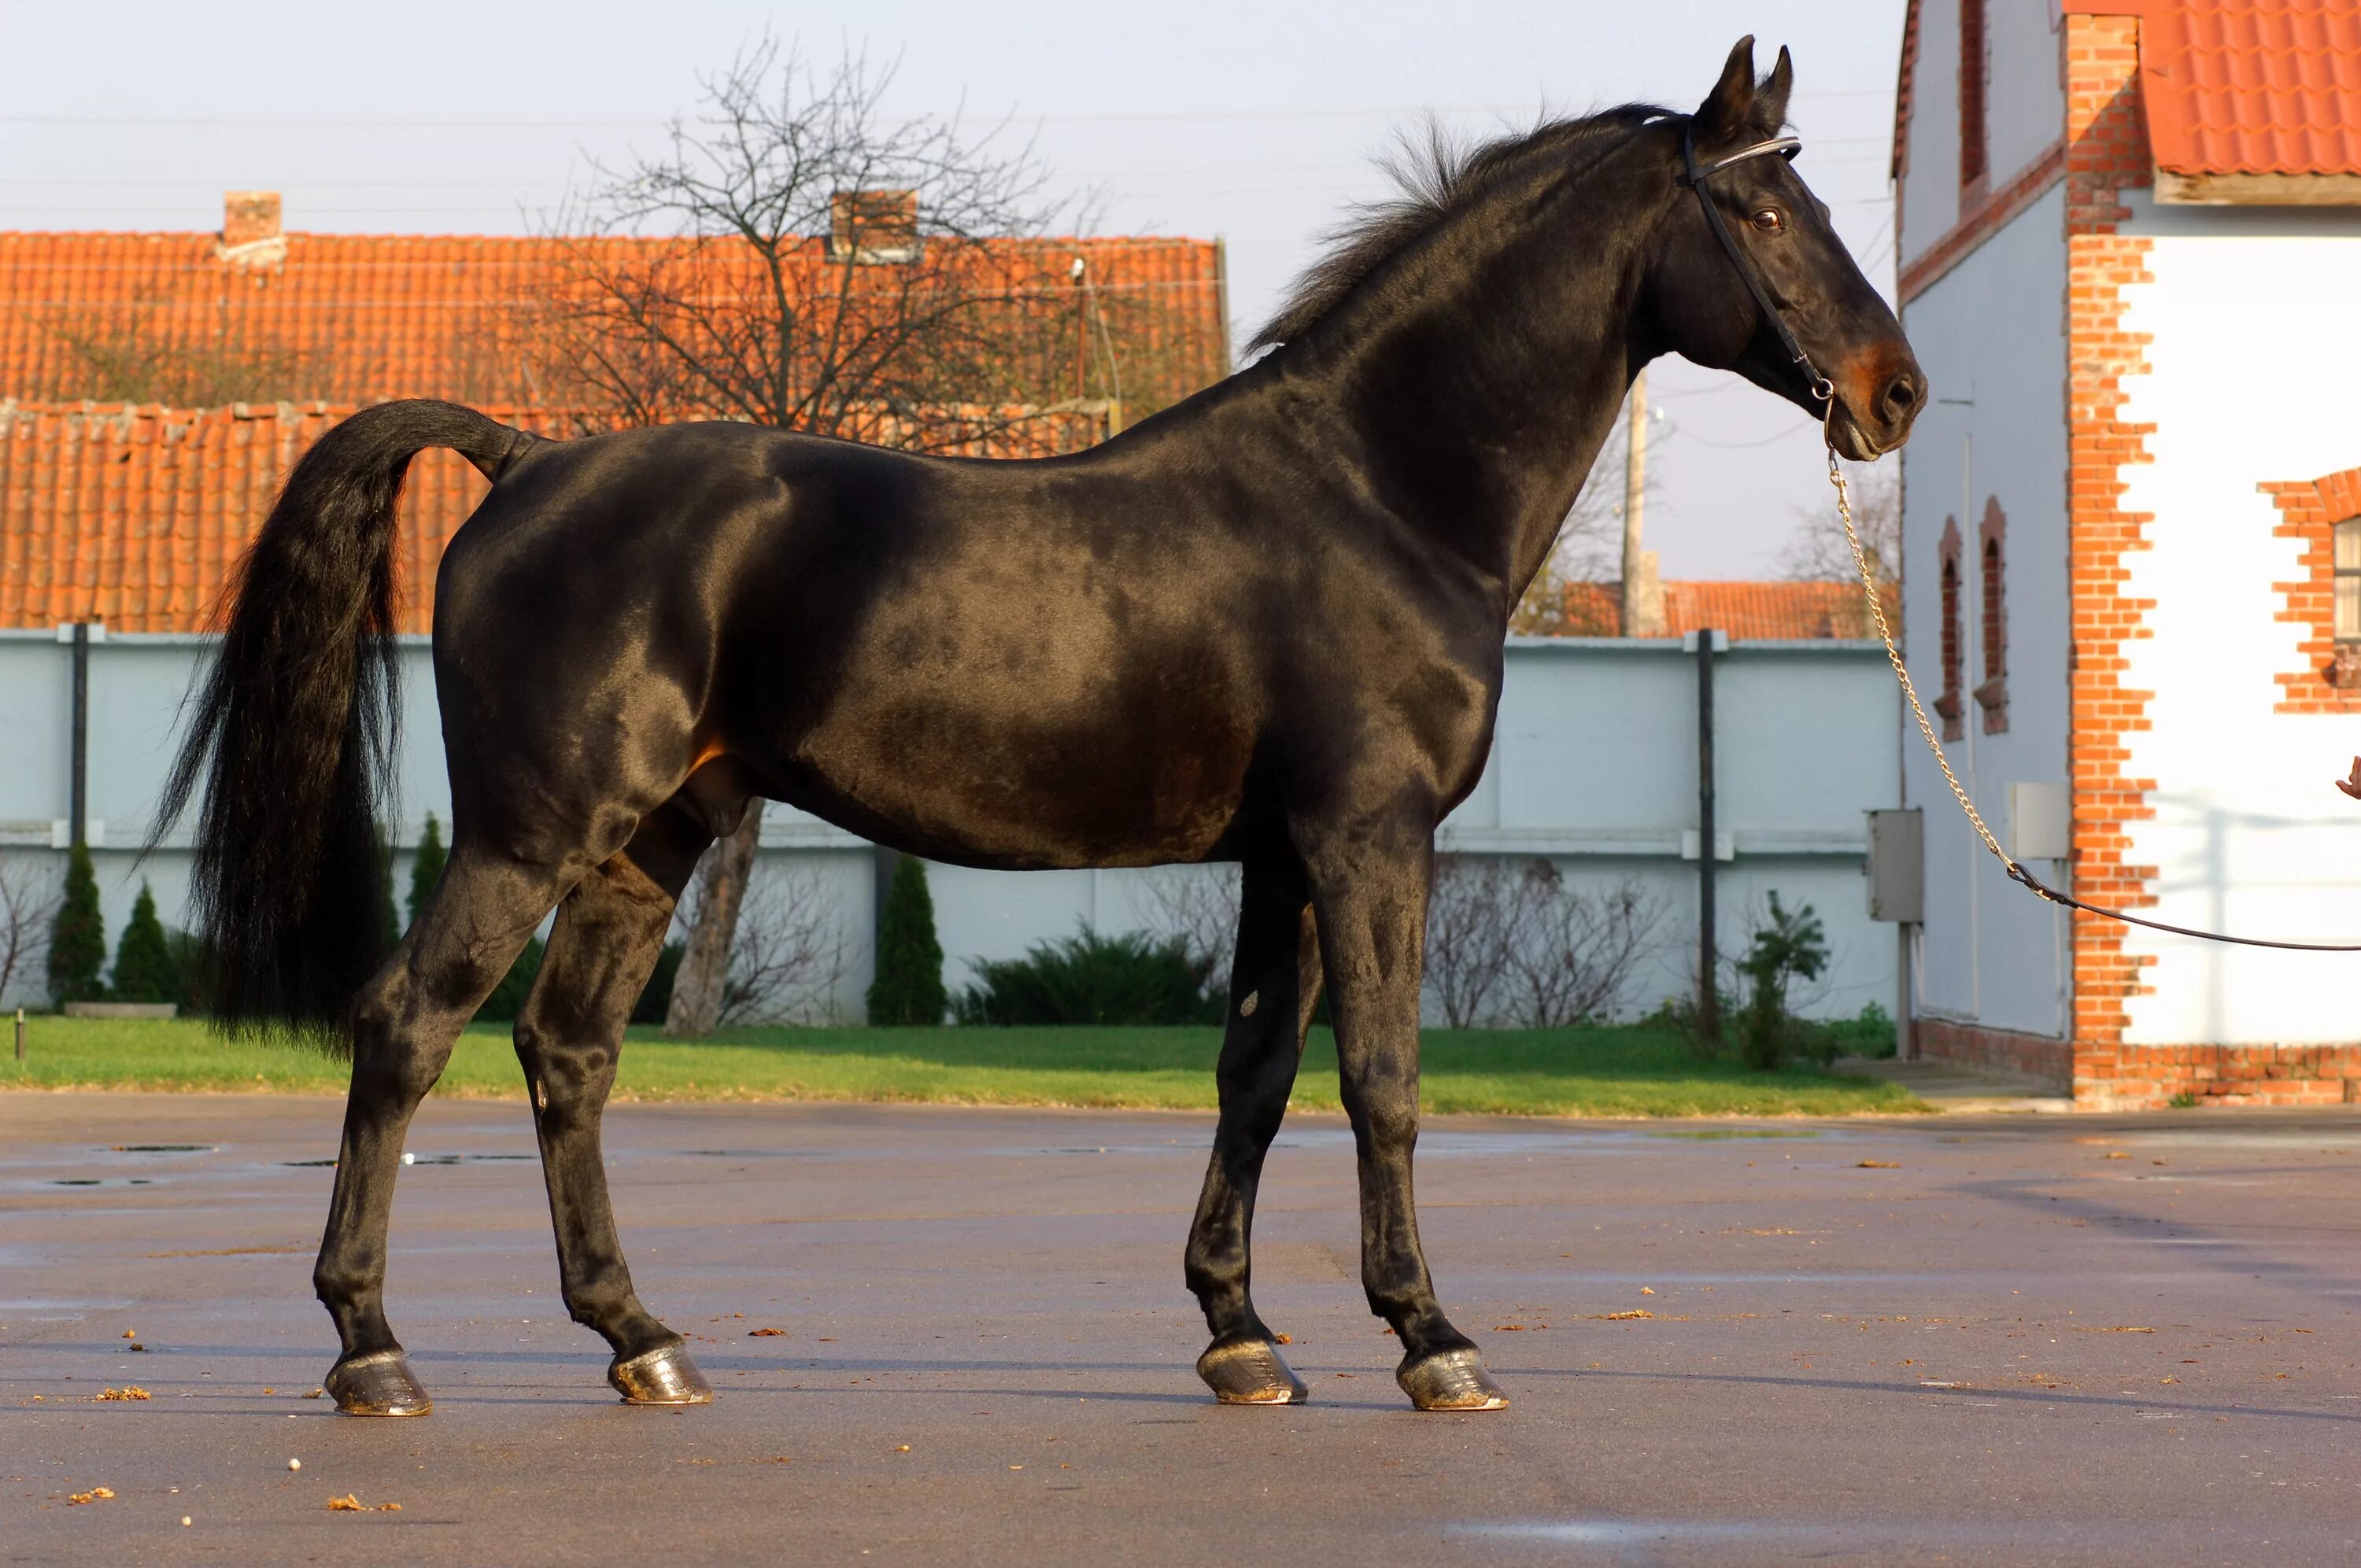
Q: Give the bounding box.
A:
[1935,517,1964,740]
[1960,0,1988,189]
[2335,517,2361,643]
[1976,499,2008,733]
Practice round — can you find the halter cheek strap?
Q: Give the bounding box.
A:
[1679,124,1834,405]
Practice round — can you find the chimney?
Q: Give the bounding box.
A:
[217,191,287,269]
[828,189,920,264]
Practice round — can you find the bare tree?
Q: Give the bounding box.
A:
[549,39,1093,1034]
[1776,459,1901,636]
[0,853,61,1006]
[719,865,850,1025]
[1423,857,1528,1027]
[666,814,762,1038]
[1501,865,1662,1028]
[1509,412,1657,636]
[1135,866,1244,994]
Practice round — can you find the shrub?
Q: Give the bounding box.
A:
[866,857,946,1025]
[1822,1002,1897,1061]
[373,821,401,956]
[474,938,545,1024]
[955,926,1221,1027]
[164,928,212,1016]
[109,882,179,1004]
[633,940,685,1026]
[1735,893,1829,1072]
[469,935,678,1027]
[47,843,106,1004]
[408,813,447,926]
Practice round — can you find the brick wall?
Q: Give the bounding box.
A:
[2264,467,2361,714]
[2093,1046,2361,1109]
[1918,1017,2072,1092]
[2064,13,2160,1078]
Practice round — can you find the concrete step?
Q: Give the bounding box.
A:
[1829,1054,2076,1114]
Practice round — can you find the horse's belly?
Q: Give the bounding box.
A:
[778,702,1257,870]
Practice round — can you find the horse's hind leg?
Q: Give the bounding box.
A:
[1186,858,1322,1404]
[512,802,713,1405]
[318,847,565,1415]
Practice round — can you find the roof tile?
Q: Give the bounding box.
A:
[2138,0,2361,175]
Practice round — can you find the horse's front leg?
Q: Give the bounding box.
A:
[514,824,712,1404]
[1186,857,1323,1404]
[1302,821,1508,1411]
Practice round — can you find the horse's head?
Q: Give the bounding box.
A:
[1642,38,1925,460]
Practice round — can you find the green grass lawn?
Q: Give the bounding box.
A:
[0,1016,1923,1118]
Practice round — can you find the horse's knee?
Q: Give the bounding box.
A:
[349,987,454,1102]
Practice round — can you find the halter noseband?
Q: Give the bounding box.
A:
[1679,124,1834,406]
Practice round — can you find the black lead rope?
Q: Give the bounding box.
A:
[1690,118,2361,954]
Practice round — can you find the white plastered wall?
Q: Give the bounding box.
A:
[2111,198,2361,1044]
[1986,0,2064,184]
[1899,0,1964,268]
[1899,182,2072,1038]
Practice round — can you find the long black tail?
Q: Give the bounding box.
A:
[154,399,524,1049]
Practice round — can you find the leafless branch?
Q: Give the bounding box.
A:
[1135,867,1244,995]
[716,864,849,1025]
[1500,864,1663,1028]
[0,854,62,1005]
[1778,459,1901,635]
[532,36,1103,450]
[1511,416,1643,636]
[1423,856,1525,1027]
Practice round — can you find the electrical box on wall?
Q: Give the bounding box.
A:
[2007,782,2071,861]
[1867,808,1923,923]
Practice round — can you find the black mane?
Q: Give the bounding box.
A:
[1247,103,1672,352]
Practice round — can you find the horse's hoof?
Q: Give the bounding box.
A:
[1397,1347,1509,1411]
[1197,1337,1308,1404]
[324,1348,432,1417]
[608,1341,714,1405]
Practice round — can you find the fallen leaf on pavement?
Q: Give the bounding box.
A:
[748,1328,789,1337]
[96,1387,149,1401]
[1602,1310,1654,1321]
[1857,1160,1901,1169]
[67,1488,115,1505]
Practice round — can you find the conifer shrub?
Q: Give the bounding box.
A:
[408,814,447,925]
[866,856,946,1025]
[109,881,179,1004]
[373,821,401,957]
[47,843,105,1005]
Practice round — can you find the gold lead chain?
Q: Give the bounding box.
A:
[1823,442,2043,895]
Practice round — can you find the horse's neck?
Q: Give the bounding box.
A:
[1274,193,1661,612]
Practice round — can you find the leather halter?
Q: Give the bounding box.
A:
[1679,124,1834,405]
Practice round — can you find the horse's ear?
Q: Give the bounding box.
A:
[1694,36,1758,143]
[1758,46,1794,131]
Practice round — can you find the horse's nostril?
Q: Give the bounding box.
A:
[1880,373,1921,422]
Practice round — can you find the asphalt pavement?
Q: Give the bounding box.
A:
[6,1091,2361,1565]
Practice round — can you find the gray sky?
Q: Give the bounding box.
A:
[2,0,1906,578]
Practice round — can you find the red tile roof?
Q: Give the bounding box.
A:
[0,400,1110,633]
[2064,0,2361,175]
[1561,580,1900,641]
[0,226,1227,412]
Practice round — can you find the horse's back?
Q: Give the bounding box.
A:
[426,420,1278,866]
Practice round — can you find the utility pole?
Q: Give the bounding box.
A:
[1620,371,1664,636]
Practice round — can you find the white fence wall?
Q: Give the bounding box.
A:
[0,629,1901,1024]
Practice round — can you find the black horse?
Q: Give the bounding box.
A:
[161,39,1922,1417]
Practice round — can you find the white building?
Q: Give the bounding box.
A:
[1893,0,2361,1105]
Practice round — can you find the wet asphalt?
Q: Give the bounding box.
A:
[6,1091,2361,1566]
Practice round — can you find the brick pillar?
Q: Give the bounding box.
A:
[2064,13,2159,1105]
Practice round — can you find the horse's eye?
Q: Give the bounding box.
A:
[1750,208,1786,234]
